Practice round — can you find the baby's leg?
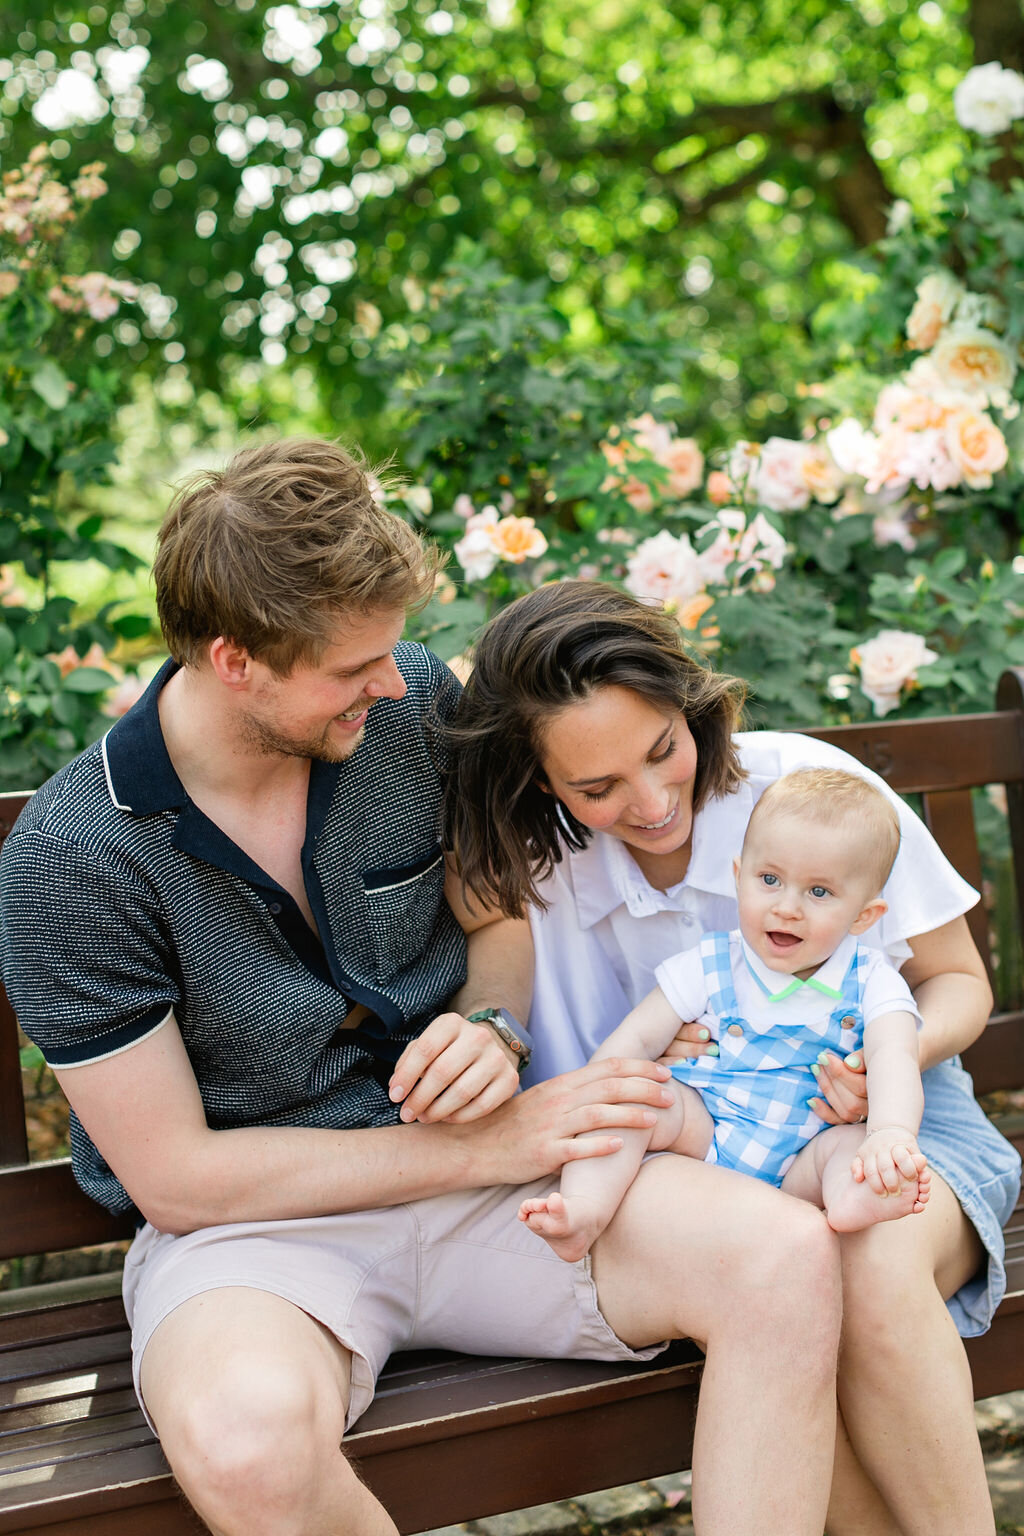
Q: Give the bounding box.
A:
[518,1084,712,1262]
[781,1125,930,1234]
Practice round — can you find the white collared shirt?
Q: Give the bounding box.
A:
[524,730,976,1086]
[656,930,922,1042]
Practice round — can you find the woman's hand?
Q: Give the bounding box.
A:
[809,1051,868,1125]
[389,1012,521,1124]
[657,1020,720,1066]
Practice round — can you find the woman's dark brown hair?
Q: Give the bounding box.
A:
[443,581,746,917]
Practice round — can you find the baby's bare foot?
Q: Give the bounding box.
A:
[517,1191,601,1262]
[826,1163,931,1234]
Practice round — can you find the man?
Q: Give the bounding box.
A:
[0,439,840,1536]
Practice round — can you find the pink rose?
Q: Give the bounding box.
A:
[751,438,811,512]
[625,530,704,610]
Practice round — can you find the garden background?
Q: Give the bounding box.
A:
[1,0,1024,1172]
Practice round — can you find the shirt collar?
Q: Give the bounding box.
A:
[741,930,857,1003]
[100,658,187,815]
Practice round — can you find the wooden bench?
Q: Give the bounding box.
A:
[2,670,1024,1535]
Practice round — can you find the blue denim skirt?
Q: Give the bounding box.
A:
[918,1059,1021,1336]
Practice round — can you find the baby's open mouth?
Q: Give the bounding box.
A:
[767,931,801,949]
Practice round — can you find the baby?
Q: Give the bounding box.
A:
[520,767,930,1261]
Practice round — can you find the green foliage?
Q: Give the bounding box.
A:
[0,148,153,790]
[0,0,994,444]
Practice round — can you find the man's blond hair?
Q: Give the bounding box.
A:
[154,438,441,673]
[746,767,901,893]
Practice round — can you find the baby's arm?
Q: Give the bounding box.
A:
[592,986,690,1066]
[850,1010,926,1194]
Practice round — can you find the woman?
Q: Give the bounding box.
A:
[445,580,1020,1536]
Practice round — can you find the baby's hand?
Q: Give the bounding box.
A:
[851,1125,926,1196]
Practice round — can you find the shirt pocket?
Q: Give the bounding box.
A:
[361,846,446,985]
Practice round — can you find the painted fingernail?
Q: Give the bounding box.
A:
[705,1044,719,1057]
[698,1028,709,1041]
[845,1055,861,1069]
[810,1063,821,1078]
[807,1097,822,1111]
[816,1051,831,1065]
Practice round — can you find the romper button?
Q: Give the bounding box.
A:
[841,1015,856,1028]
[727,1024,744,1037]
[268,902,282,915]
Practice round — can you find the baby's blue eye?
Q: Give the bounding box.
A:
[760,872,780,887]
[810,885,830,899]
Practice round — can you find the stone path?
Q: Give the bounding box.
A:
[423,1391,1024,1536]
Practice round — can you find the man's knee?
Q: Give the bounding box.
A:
[159,1356,347,1532]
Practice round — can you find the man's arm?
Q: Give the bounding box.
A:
[384,857,534,1124]
[56,1014,674,1236]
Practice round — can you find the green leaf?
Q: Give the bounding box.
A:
[29,360,71,411]
[61,666,117,694]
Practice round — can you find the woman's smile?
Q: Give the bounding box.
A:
[538,685,698,865]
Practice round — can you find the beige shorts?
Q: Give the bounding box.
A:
[123,1176,667,1431]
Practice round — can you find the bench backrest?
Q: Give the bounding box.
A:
[1,668,1022,1260]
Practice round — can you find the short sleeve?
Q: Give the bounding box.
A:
[0,829,179,1068]
[655,947,709,1022]
[860,952,923,1028]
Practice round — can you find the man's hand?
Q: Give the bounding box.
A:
[389,1012,521,1124]
[458,1057,678,1187]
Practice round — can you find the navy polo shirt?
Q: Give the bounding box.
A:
[0,642,467,1215]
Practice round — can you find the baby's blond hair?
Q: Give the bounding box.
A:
[745,768,901,894]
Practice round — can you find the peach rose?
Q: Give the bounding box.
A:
[490,514,548,564]
[930,326,1016,404]
[618,476,655,514]
[944,409,1009,490]
[675,592,715,630]
[0,271,19,298]
[905,272,963,353]
[850,630,938,718]
[660,437,704,498]
[800,444,843,505]
[706,470,734,505]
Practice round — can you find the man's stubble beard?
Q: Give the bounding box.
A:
[237,710,366,765]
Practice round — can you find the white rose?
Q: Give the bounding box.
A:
[453,507,500,582]
[826,419,879,479]
[953,62,1024,137]
[625,530,704,609]
[851,630,939,718]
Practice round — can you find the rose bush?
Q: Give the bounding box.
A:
[0,148,152,790]
[361,66,1022,732]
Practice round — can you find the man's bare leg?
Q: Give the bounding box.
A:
[141,1287,395,1536]
[592,1154,842,1536]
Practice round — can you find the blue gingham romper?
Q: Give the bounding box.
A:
[669,930,867,1184]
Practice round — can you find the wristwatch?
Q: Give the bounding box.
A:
[467,1007,533,1075]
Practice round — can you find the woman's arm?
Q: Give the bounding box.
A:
[810,914,992,1125]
